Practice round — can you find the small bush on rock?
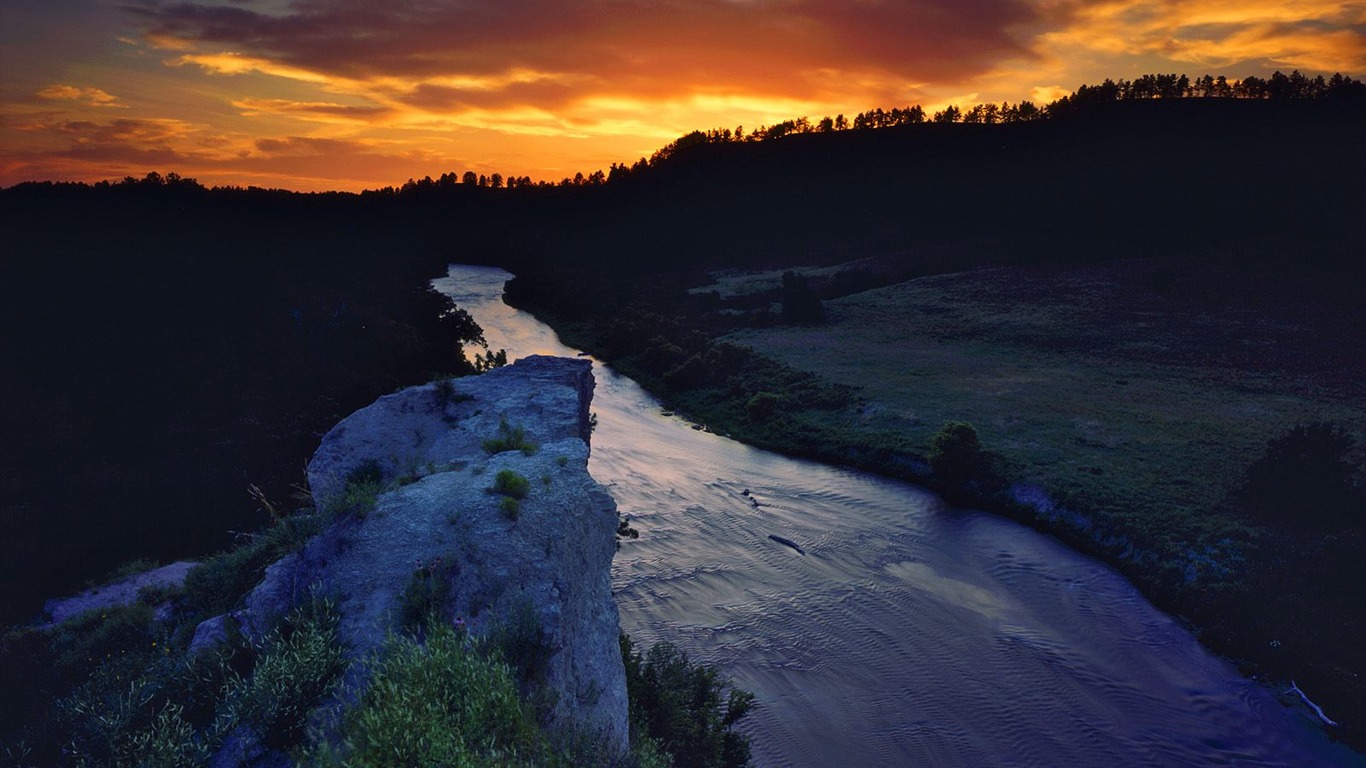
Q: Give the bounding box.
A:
[492,470,531,500]
[483,418,538,456]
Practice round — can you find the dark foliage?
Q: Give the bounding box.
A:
[779,271,823,324]
[620,633,753,768]
[928,421,986,485]
[1235,422,1362,529]
[0,183,486,625]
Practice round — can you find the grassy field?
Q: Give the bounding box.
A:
[723,257,1365,552]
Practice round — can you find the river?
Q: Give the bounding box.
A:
[434,264,1360,768]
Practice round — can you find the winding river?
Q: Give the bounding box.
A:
[434,265,1360,768]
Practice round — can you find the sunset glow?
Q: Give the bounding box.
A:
[2,0,1362,191]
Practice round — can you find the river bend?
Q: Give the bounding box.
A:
[435,264,1359,768]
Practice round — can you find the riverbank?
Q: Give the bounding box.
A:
[503,255,1366,752]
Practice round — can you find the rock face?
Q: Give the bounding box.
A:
[202,356,627,754]
[44,561,198,625]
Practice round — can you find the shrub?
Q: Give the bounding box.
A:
[485,601,553,689]
[499,496,521,521]
[780,271,823,325]
[214,599,346,750]
[927,421,986,484]
[400,558,455,634]
[492,469,531,500]
[1235,421,1362,529]
[482,418,538,456]
[745,392,779,422]
[621,634,753,768]
[308,623,544,767]
[183,513,323,618]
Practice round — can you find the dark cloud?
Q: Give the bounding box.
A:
[51,118,194,145]
[234,98,393,119]
[400,79,587,112]
[130,0,1040,93]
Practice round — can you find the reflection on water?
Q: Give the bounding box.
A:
[435,265,1362,768]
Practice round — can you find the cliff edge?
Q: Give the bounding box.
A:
[194,355,628,758]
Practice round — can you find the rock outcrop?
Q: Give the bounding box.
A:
[43,561,198,625]
[195,355,628,755]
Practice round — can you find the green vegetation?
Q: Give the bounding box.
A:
[399,557,455,635]
[621,634,754,768]
[491,469,531,499]
[309,622,543,767]
[489,469,532,521]
[483,418,540,456]
[1233,421,1362,530]
[927,421,988,487]
[213,599,347,751]
[183,512,325,620]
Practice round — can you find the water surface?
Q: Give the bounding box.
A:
[435,264,1360,768]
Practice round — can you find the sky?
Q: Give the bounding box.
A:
[2,0,1363,192]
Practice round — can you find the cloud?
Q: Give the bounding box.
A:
[233,98,393,123]
[1036,0,1366,73]
[130,0,1042,105]
[37,85,128,108]
[253,136,374,155]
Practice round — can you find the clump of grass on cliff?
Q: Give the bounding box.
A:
[490,469,531,520]
[483,418,539,456]
[307,621,547,767]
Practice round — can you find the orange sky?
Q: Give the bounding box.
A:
[2,0,1363,192]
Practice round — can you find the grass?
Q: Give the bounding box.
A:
[724,258,1366,562]
[490,469,531,521]
[213,599,347,751]
[491,469,531,499]
[482,418,539,456]
[309,622,539,767]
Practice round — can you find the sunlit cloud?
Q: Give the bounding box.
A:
[1035,0,1366,71]
[233,98,393,125]
[170,52,333,84]
[37,86,128,109]
[1030,85,1071,103]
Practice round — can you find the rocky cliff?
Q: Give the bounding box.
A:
[193,355,628,757]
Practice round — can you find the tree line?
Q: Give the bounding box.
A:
[382,69,1365,195]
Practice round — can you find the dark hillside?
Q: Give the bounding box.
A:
[0,183,487,624]
[506,98,1364,275]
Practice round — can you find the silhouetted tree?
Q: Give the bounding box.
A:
[1235,422,1362,530]
[779,271,823,324]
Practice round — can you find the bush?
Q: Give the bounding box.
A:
[927,421,986,484]
[1235,421,1362,529]
[492,470,531,500]
[485,601,553,689]
[309,622,544,768]
[779,271,823,325]
[483,418,538,456]
[620,634,753,768]
[745,392,779,422]
[214,599,346,750]
[399,557,455,634]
